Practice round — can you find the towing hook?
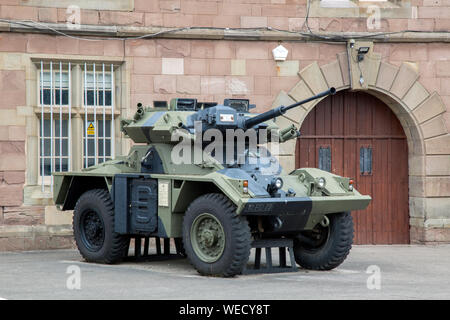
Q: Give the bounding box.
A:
[320,215,330,228]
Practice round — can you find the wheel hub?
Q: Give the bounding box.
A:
[298,223,330,251]
[191,213,225,263]
[80,210,105,251]
[201,229,217,247]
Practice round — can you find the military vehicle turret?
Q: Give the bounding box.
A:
[53,87,371,277]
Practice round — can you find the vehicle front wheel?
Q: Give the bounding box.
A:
[293,211,353,270]
[182,193,251,277]
[73,189,129,264]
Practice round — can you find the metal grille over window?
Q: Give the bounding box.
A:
[38,61,116,191]
[39,61,71,192]
[318,146,331,172]
[40,119,69,174]
[83,63,115,167]
[360,147,373,175]
[83,120,112,167]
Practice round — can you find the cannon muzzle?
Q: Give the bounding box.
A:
[134,103,145,121]
[279,124,300,142]
[244,87,336,129]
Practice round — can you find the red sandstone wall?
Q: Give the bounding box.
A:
[0,0,449,32]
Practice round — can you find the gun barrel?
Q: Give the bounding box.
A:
[134,103,145,121]
[282,87,336,113]
[279,124,296,136]
[279,124,299,142]
[280,128,299,142]
[244,87,336,129]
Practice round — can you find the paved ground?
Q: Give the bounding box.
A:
[0,245,449,300]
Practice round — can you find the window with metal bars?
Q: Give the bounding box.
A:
[37,61,116,191]
[83,120,112,167]
[82,63,115,168]
[39,119,69,177]
[40,71,69,106]
[84,72,112,107]
[38,61,72,189]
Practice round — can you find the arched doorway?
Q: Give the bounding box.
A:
[296,90,410,244]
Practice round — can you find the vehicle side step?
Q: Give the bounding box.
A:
[243,238,298,274]
[124,237,185,262]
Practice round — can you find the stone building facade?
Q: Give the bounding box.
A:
[0,0,449,250]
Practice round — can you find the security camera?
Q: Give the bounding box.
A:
[357,47,370,62]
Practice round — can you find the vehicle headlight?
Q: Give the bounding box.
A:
[268,177,283,193]
[274,177,283,189]
[316,177,326,189]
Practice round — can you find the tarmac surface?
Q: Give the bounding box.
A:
[0,244,449,300]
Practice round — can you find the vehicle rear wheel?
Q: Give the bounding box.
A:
[182,193,251,277]
[73,189,129,264]
[293,211,353,270]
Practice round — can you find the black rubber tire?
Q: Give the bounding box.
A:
[73,189,129,264]
[293,212,353,270]
[182,193,251,277]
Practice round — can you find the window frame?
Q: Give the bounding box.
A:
[38,118,70,185]
[40,69,70,107]
[81,62,116,168]
[83,119,113,167]
[82,67,113,108]
[34,60,121,191]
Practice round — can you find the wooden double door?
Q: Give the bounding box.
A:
[296,90,410,244]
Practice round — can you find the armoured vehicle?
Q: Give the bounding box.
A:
[53,87,371,277]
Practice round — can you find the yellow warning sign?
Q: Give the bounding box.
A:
[87,122,95,135]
